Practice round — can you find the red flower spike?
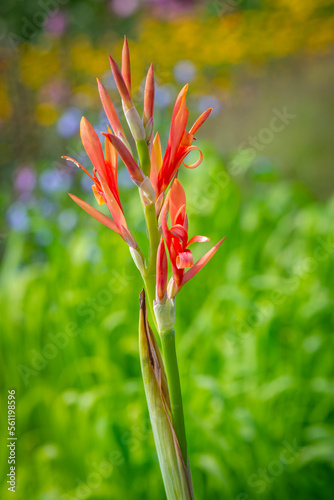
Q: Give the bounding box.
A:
[143,63,154,127]
[161,179,225,297]
[150,132,162,196]
[121,36,131,96]
[102,133,145,184]
[96,79,125,139]
[156,238,168,302]
[65,119,136,248]
[155,86,212,196]
[108,54,133,111]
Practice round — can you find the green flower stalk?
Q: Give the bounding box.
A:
[62,36,225,499]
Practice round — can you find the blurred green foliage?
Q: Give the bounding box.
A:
[1,144,333,499]
[1,0,334,498]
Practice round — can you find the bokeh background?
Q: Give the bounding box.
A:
[1,0,334,499]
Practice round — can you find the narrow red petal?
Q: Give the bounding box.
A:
[103,133,144,183]
[150,132,162,195]
[156,238,168,302]
[97,78,124,136]
[80,117,106,176]
[61,156,95,183]
[143,63,154,127]
[121,36,131,96]
[169,179,186,226]
[181,237,226,287]
[109,55,133,110]
[69,193,119,234]
[189,108,212,135]
[187,235,210,245]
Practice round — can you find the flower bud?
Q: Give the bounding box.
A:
[156,239,168,303]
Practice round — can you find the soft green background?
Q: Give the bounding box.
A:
[1,1,334,499]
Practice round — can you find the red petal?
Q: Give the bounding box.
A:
[69,193,119,234]
[61,156,95,183]
[97,79,124,137]
[189,108,212,135]
[80,117,106,176]
[156,238,168,301]
[176,250,193,269]
[169,179,186,226]
[182,146,203,169]
[143,63,154,127]
[187,235,210,245]
[150,132,162,195]
[103,133,144,183]
[121,36,131,96]
[170,224,188,243]
[181,237,226,287]
[108,54,133,110]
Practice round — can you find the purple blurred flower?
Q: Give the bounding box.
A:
[155,85,175,109]
[15,167,36,193]
[45,12,67,36]
[174,60,197,85]
[110,0,139,17]
[58,209,78,232]
[57,108,81,138]
[40,79,70,105]
[198,95,221,117]
[7,203,30,232]
[39,169,73,194]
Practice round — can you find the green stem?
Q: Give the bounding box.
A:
[160,327,188,464]
[137,138,188,466]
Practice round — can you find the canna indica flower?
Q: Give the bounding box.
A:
[63,117,137,248]
[62,36,225,500]
[160,179,225,298]
[150,85,212,197]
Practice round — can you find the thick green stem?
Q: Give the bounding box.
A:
[160,327,188,464]
[142,202,160,329]
[137,139,189,467]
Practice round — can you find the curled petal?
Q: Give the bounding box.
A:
[187,235,210,245]
[182,146,203,169]
[176,250,193,269]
